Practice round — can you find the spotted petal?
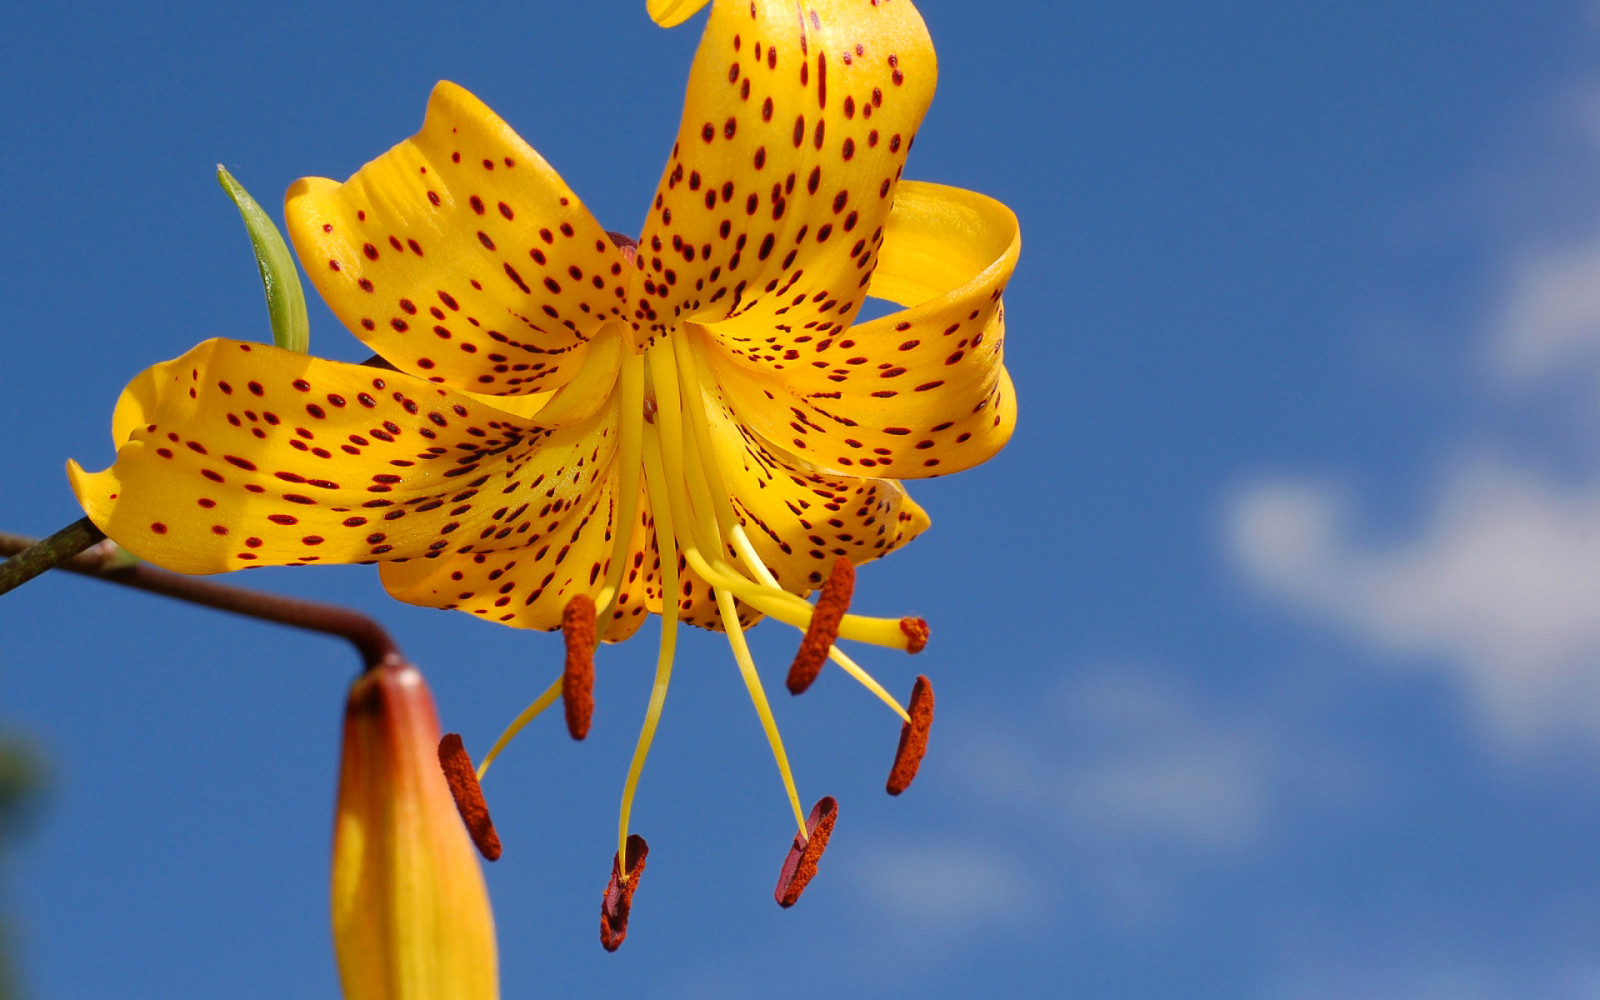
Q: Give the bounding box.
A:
[287,81,631,396]
[377,472,657,640]
[68,338,632,635]
[631,0,935,346]
[698,373,929,595]
[701,180,1018,478]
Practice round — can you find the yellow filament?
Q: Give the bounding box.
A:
[668,333,919,725]
[716,585,808,836]
[618,423,682,873]
[647,341,729,566]
[476,675,563,782]
[657,333,806,836]
[829,646,911,724]
[594,352,647,638]
[673,330,747,552]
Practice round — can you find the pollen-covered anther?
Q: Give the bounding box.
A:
[775,796,838,908]
[786,557,855,694]
[886,675,934,796]
[562,594,597,740]
[437,733,502,861]
[899,617,930,654]
[600,834,649,952]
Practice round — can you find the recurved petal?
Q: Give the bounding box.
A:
[701,181,1018,478]
[287,81,630,396]
[67,339,623,605]
[697,368,929,595]
[648,0,711,28]
[631,0,935,346]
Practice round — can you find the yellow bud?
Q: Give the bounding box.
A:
[333,658,498,1000]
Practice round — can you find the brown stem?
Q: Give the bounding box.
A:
[0,530,400,670]
[0,518,105,597]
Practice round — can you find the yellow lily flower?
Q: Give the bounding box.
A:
[335,658,498,999]
[68,0,1017,940]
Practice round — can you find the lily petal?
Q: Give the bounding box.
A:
[648,0,711,28]
[696,360,930,594]
[632,0,935,346]
[287,81,630,396]
[67,338,626,611]
[701,181,1019,477]
[377,475,657,640]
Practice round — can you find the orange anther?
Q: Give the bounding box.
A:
[886,675,933,795]
[787,557,855,694]
[437,733,502,861]
[600,834,649,952]
[899,617,929,654]
[563,594,597,740]
[775,796,838,908]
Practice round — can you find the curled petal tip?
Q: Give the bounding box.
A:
[786,557,855,695]
[886,676,934,796]
[601,834,650,952]
[647,0,711,28]
[437,733,502,861]
[775,796,838,908]
[900,618,930,655]
[562,595,597,740]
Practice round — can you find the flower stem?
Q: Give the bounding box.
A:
[0,518,105,598]
[0,527,399,670]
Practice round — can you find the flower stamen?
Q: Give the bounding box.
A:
[827,645,912,724]
[593,352,647,638]
[437,733,503,861]
[717,585,808,836]
[475,675,563,780]
[787,556,854,695]
[618,425,681,871]
[775,796,838,908]
[886,675,934,795]
[562,594,597,740]
[600,834,649,952]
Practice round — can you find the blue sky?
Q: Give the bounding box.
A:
[6,1,1600,997]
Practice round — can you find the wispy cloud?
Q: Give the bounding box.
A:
[1492,236,1600,384]
[852,841,1025,928]
[1228,61,1600,756]
[1231,465,1600,750]
[856,667,1366,928]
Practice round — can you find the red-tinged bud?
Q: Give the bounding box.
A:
[787,557,855,694]
[600,835,649,952]
[886,675,934,795]
[775,796,838,908]
[437,734,502,861]
[899,617,930,654]
[333,656,498,1000]
[563,595,597,740]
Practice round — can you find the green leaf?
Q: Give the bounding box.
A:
[217,165,309,354]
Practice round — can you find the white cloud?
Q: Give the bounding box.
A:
[1492,236,1600,383]
[915,668,1364,925]
[1229,461,1600,749]
[1226,60,1600,757]
[853,842,1025,928]
[1259,946,1600,1000]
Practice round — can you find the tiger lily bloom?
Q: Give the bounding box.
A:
[67,0,1017,939]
